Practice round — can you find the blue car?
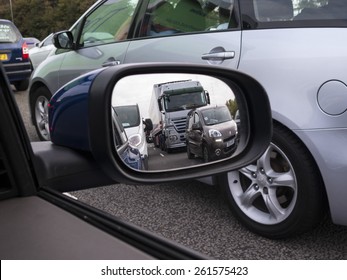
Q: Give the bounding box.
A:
[0,19,32,91]
[48,68,144,170]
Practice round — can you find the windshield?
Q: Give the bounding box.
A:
[113,105,140,128]
[202,106,232,125]
[164,91,207,112]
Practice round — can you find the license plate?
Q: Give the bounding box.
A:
[0,54,8,61]
[226,138,235,147]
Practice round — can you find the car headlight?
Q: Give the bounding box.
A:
[209,129,222,138]
[128,134,142,147]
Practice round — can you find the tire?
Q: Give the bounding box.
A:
[219,123,326,239]
[14,79,29,91]
[30,86,52,141]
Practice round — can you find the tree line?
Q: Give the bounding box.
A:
[0,0,97,40]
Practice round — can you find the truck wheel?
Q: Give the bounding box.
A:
[30,86,52,140]
[218,124,326,239]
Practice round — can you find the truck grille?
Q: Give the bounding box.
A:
[172,117,187,133]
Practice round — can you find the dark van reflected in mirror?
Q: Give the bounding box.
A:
[112,74,242,171]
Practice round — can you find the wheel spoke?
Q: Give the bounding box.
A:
[38,101,46,114]
[239,165,257,181]
[257,146,272,173]
[38,119,46,129]
[240,185,261,208]
[263,189,285,220]
[271,171,296,190]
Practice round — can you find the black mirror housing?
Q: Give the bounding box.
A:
[53,31,74,49]
[85,63,272,184]
[47,63,272,186]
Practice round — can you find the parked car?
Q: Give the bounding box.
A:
[113,104,148,169]
[0,19,32,91]
[29,33,54,69]
[47,68,145,171]
[1,60,272,258]
[29,0,347,238]
[24,37,40,49]
[112,106,145,170]
[186,105,238,162]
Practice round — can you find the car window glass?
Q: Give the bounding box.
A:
[140,0,237,38]
[294,0,347,20]
[42,34,53,47]
[114,105,140,128]
[252,0,347,23]
[202,106,231,125]
[79,0,140,47]
[0,22,19,43]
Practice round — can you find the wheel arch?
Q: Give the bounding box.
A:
[272,119,329,210]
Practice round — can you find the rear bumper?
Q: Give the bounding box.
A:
[3,61,32,82]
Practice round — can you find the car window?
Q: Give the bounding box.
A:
[294,0,347,20]
[202,106,232,125]
[42,34,53,47]
[78,0,140,47]
[139,0,237,38]
[246,0,347,27]
[114,105,140,128]
[0,22,20,43]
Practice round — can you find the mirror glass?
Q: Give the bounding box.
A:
[112,73,243,171]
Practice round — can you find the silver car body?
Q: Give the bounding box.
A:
[29,33,55,69]
[29,0,347,227]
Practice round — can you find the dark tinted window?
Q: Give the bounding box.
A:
[140,0,238,38]
[243,0,347,29]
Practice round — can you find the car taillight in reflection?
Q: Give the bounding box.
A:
[22,42,29,60]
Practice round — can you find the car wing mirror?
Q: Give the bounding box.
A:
[53,31,74,49]
[49,63,272,185]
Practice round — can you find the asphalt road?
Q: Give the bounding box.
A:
[14,88,347,260]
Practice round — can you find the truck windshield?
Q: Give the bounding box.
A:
[202,106,232,125]
[164,91,207,112]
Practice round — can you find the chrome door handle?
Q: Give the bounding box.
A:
[201,51,235,60]
[102,58,121,67]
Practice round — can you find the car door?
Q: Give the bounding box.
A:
[55,0,143,89]
[124,0,241,69]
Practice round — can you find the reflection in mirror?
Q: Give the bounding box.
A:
[112,74,242,171]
